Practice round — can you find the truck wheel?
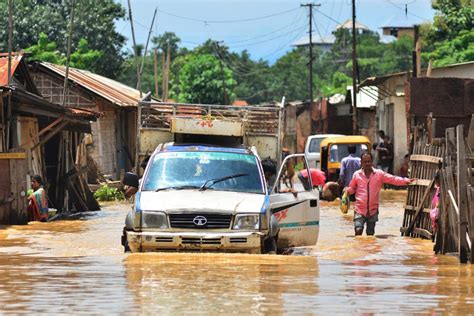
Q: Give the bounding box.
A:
[263,236,277,254]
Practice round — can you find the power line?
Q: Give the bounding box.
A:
[315,8,342,25]
[384,0,431,22]
[313,15,325,42]
[228,24,307,49]
[259,26,308,60]
[221,18,304,45]
[156,7,300,24]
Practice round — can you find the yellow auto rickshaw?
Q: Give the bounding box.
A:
[319,135,371,182]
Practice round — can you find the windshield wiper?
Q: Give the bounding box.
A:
[155,185,201,192]
[199,173,249,191]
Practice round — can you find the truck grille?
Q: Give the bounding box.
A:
[169,213,232,229]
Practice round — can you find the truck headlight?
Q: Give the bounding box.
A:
[142,211,168,229]
[233,214,259,230]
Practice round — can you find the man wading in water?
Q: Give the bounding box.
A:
[344,152,414,236]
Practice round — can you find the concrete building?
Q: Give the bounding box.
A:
[359,61,474,174]
[381,15,417,39]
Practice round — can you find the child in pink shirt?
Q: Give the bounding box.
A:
[344,152,414,236]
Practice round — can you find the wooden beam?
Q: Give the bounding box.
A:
[38,116,64,138]
[456,125,469,263]
[410,154,443,164]
[409,179,433,187]
[0,152,26,159]
[31,121,68,151]
[467,114,474,148]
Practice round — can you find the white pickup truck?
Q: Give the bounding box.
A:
[122,101,320,254]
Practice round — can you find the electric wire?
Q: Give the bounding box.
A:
[384,0,431,22]
[156,7,300,24]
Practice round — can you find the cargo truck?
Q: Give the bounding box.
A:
[122,101,320,254]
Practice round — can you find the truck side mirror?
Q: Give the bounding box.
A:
[123,172,139,188]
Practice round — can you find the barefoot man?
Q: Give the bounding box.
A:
[344,152,414,236]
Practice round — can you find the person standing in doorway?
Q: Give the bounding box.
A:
[27,175,49,222]
[344,152,414,236]
[376,136,394,173]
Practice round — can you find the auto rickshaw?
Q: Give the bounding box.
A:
[319,135,371,182]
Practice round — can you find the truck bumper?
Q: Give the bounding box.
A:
[126,231,263,253]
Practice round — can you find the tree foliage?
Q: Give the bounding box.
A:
[422,0,474,66]
[25,32,103,70]
[0,0,126,78]
[171,53,236,104]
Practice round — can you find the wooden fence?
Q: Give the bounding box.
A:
[401,120,474,264]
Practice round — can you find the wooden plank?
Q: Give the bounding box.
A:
[444,167,459,245]
[15,159,28,224]
[469,186,474,264]
[456,125,469,263]
[403,176,436,236]
[467,114,474,148]
[0,152,26,159]
[410,154,442,164]
[9,159,17,223]
[409,179,432,187]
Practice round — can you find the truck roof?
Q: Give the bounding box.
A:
[157,143,253,155]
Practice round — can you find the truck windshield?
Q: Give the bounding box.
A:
[142,151,264,194]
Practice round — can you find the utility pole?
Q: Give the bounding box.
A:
[62,0,76,107]
[351,0,358,135]
[300,3,320,110]
[412,24,421,78]
[6,0,13,149]
[138,7,157,80]
[127,0,141,98]
[153,48,159,98]
[215,42,228,105]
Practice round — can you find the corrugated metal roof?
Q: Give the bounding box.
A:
[39,62,144,107]
[0,53,23,86]
[69,107,104,119]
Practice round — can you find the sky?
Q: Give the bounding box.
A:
[115,0,435,63]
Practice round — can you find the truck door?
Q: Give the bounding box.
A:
[270,154,320,248]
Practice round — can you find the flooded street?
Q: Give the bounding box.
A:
[1,191,473,314]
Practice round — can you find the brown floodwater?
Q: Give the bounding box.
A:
[0,191,473,314]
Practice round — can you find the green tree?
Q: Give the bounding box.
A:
[422,0,474,66]
[26,33,102,71]
[69,39,103,70]
[268,48,308,101]
[152,32,181,59]
[25,32,64,64]
[0,0,126,78]
[172,54,236,104]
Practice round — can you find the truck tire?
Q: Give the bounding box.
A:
[121,227,131,253]
[263,236,277,254]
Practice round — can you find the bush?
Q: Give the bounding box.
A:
[94,185,125,201]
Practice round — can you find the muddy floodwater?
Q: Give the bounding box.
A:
[1,191,473,314]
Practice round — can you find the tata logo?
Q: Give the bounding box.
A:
[193,216,208,226]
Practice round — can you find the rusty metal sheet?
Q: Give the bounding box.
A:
[0,53,22,86]
[171,117,243,136]
[38,62,143,107]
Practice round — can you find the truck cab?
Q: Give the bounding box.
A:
[122,143,319,254]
